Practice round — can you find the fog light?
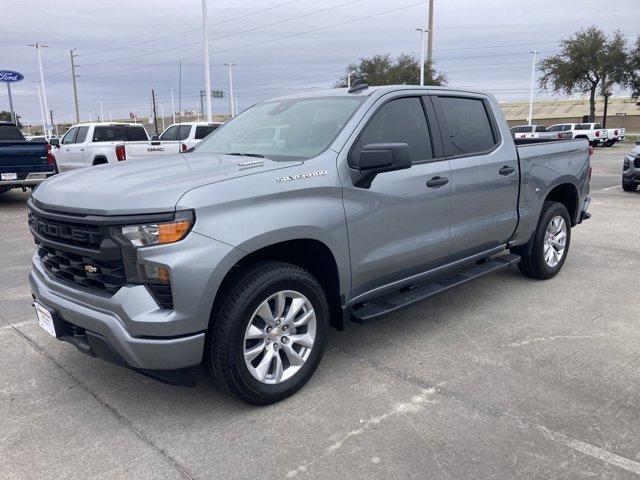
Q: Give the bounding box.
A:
[142,264,171,284]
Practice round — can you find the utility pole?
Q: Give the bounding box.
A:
[161,105,166,131]
[602,91,612,128]
[426,0,434,64]
[416,28,428,86]
[151,89,159,135]
[223,63,236,117]
[201,0,213,122]
[170,88,176,123]
[70,49,80,124]
[527,51,537,125]
[99,97,104,122]
[28,43,51,137]
[49,109,59,137]
[7,83,15,124]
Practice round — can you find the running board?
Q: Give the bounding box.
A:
[350,253,520,324]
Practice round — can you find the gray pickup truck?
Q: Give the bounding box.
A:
[28,85,591,404]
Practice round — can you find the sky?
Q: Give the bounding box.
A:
[2,0,638,126]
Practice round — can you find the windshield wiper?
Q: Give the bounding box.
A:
[226,152,264,158]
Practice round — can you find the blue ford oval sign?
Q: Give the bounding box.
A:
[0,70,24,83]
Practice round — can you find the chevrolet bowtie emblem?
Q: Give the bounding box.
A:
[84,265,99,274]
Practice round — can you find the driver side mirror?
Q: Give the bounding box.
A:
[349,143,412,188]
[49,138,60,147]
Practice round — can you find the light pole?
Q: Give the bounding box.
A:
[426,0,434,64]
[527,51,537,125]
[35,81,47,135]
[28,43,51,137]
[416,28,429,86]
[99,97,104,122]
[201,0,213,122]
[170,88,176,123]
[223,63,236,117]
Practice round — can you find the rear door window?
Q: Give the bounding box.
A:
[125,126,148,141]
[436,96,497,156]
[0,124,25,140]
[535,125,547,133]
[75,126,89,143]
[195,125,219,139]
[176,125,191,141]
[354,97,433,163]
[510,126,531,133]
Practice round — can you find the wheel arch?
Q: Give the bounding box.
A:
[92,155,108,165]
[211,237,346,330]
[544,182,579,226]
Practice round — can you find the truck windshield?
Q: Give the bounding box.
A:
[194,97,366,160]
[510,126,532,133]
[0,124,25,141]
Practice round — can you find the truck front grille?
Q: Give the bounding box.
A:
[37,244,127,294]
[634,157,640,169]
[29,206,173,309]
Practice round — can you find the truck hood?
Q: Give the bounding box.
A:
[32,153,301,215]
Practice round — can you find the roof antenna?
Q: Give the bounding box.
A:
[348,79,369,94]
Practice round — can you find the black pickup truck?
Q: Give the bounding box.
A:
[0,122,56,194]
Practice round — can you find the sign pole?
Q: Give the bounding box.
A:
[7,83,15,124]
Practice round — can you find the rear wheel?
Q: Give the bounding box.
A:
[204,261,329,405]
[515,201,571,280]
[622,180,638,192]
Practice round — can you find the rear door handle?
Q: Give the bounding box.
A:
[426,176,449,188]
[499,166,516,176]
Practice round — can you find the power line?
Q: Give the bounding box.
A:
[80,0,306,57]
[79,1,428,79]
[78,0,368,69]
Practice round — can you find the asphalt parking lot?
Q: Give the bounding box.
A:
[1,143,639,479]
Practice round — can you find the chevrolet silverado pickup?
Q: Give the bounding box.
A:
[52,122,175,171]
[0,121,55,194]
[28,85,591,404]
[623,142,640,191]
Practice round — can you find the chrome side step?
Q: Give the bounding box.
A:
[350,253,520,324]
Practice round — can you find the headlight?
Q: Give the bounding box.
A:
[624,155,633,169]
[118,210,194,247]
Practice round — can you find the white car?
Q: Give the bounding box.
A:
[157,122,223,152]
[51,123,176,172]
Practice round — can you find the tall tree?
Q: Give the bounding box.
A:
[336,53,446,88]
[538,27,629,122]
[624,35,640,99]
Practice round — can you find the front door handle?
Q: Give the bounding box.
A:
[499,166,516,176]
[426,176,449,188]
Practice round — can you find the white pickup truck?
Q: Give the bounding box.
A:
[155,122,223,153]
[510,124,572,140]
[547,122,607,147]
[51,123,175,172]
[604,127,625,146]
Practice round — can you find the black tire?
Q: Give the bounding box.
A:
[515,201,572,280]
[204,261,329,405]
[622,180,638,192]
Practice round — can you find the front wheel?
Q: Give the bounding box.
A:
[515,201,572,280]
[204,261,329,405]
[622,180,638,192]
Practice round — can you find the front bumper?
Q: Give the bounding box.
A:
[29,229,242,378]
